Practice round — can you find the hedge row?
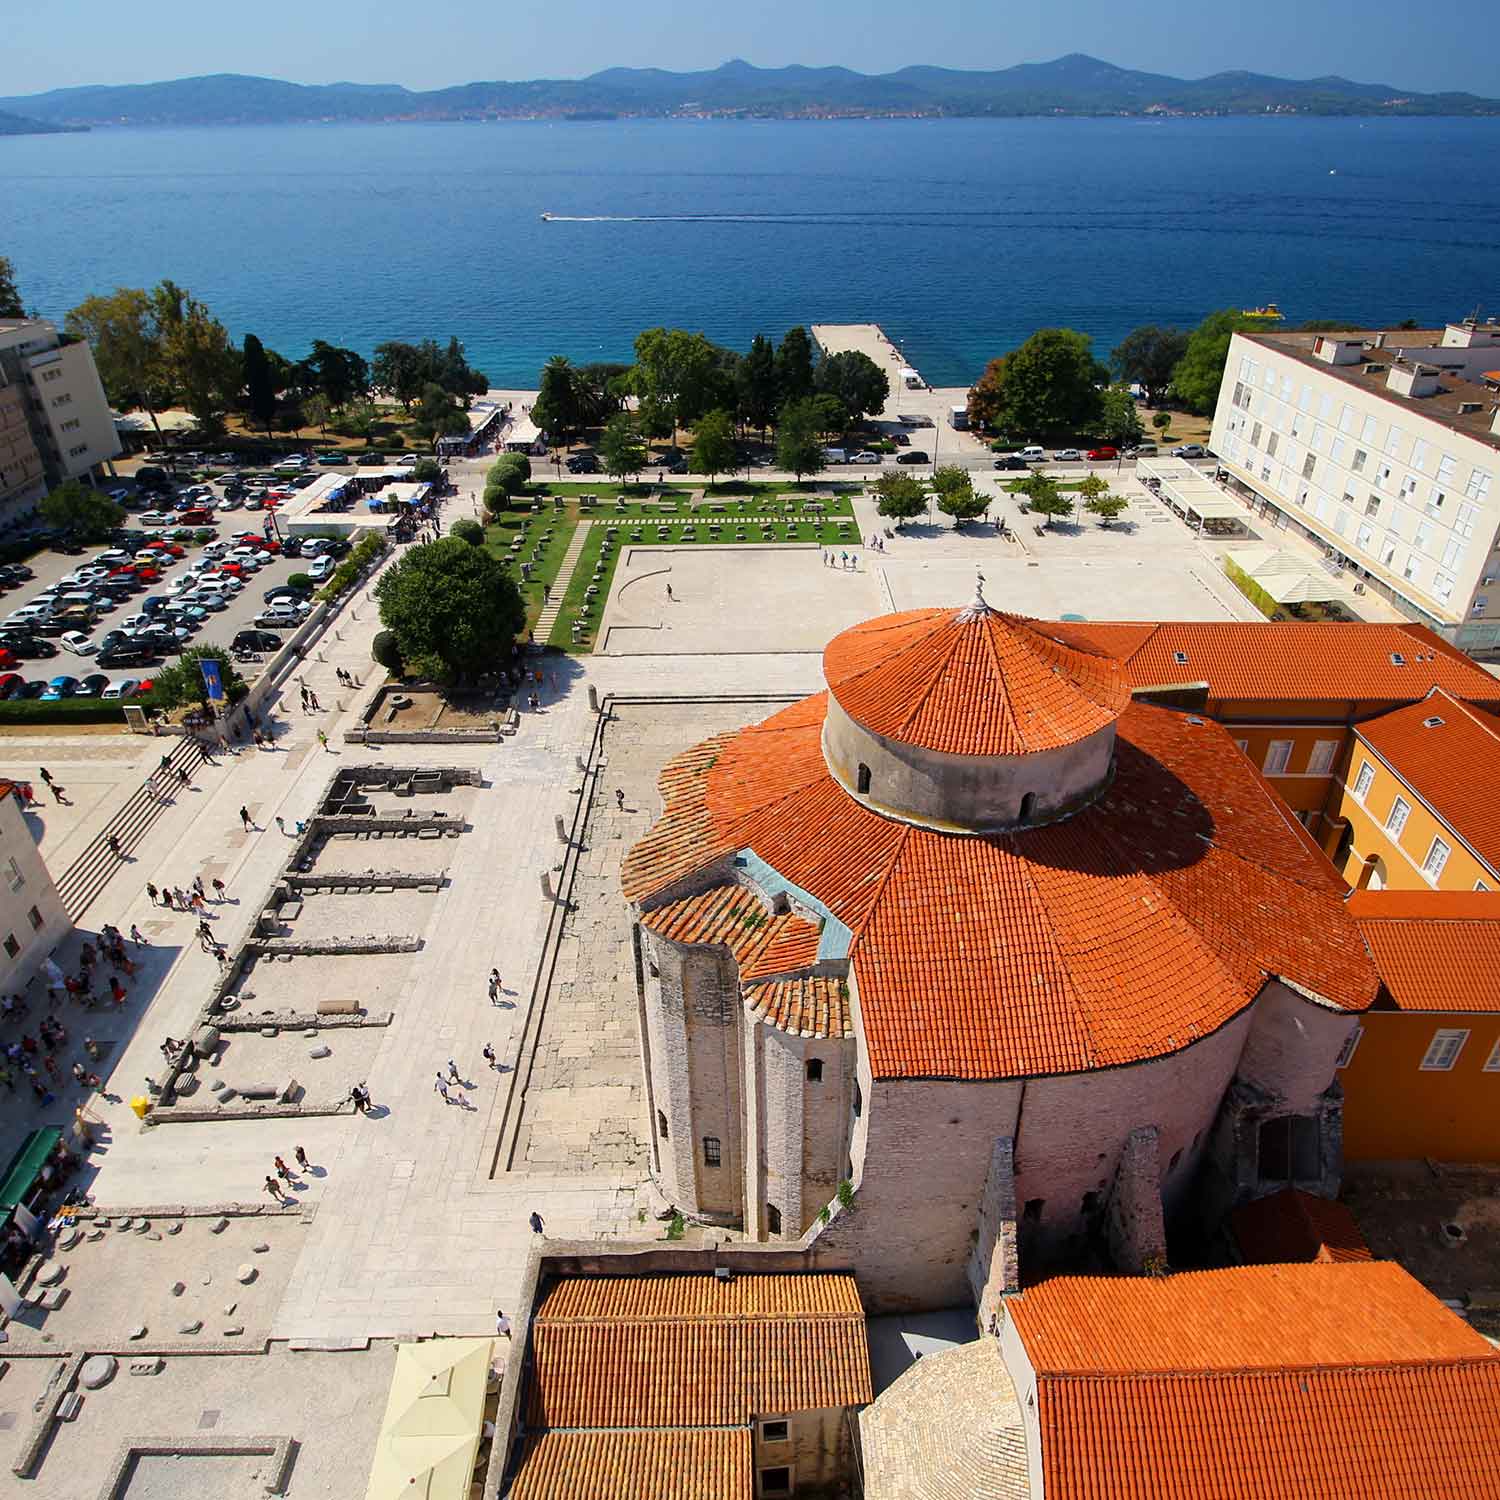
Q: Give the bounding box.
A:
[0,698,128,724]
[318,533,388,602]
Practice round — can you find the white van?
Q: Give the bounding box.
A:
[1019,445,1047,464]
[822,448,847,464]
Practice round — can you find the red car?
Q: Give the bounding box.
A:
[0,649,17,671]
[145,541,186,559]
[136,567,162,583]
[1085,446,1118,462]
[0,672,23,698]
[216,561,246,577]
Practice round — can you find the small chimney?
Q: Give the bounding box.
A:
[1372,331,1387,349]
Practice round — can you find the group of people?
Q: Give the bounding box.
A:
[822,549,862,570]
[145,876,225,914]
[263,1145,314,1202]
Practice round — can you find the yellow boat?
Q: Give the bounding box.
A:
[1241,302,1284,321]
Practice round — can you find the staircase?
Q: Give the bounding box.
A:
[53,735,208,921]
[535,521,591,640]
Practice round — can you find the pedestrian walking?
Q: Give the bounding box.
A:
[275,816,286,834]
[317,730,329,751]
[212,877,226,901]
[192,875,205,899]
[488,968,501,1004]
[615,789,625,811]
[176,766,191,787]
[435,1077,452,1104]
[173,886,189,910]
[529,1211,545,1235]
[299,685,309,711]
[483,1043,498,1070]
[39,768,52,786]
[264,1176,285,1202]
[309,690,322,711]
[130,924,145,947]
[145,883,160,906]
[495,1309,512,1338]
[253,729,265,749]
[190,892,206,915]
[295,1145,310,1172]
[349,1083,369,1113]
[665,582,674,601]
[109,977,126,1007]
[239,805,253,831]
[446,1058,462,1084]
[107,834,122,859]
[274,1154,294,1181]
[48,781,66,804]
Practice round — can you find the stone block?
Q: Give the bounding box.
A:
[134,1219,149,1233]
[129,1358,163,1376]
[80,1355,117,1389]
[36,1261,64,1286]
[303,1028,319,1038]
[223,1324,244,1337]
[280,1078,301,1102]
[252,1242,269,1254]
[166,1222,183,1235]
[260,1027,280,1038]
[57,1392,82,1420]
[217,1087,238,1103]
[170,1281,186,1297]
[192,1024,221,1057]
[223,1301,237,1316]
[128,1325,147,1340]
[308,1046,331,1060]
[236,1264,257,1284]
[39,1287,68,1310]
[178,1320,203,1335]
[210,1079,226,1093]
[210,1218,229,1234]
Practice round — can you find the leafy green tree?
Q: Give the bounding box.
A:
[1077,474,1109,506]
[967,356,1007,433]
[775,399,826,482]
[144,644,243,711]
[1172,310,1258,415]
[153,281,240,434]
[372,629,404,677]
[450,517,485,545]
[636,395,674,442]
[1017,473,1074,528]
[436,336,487,399]
[983,328,1105,439]
[575,363,630,426]
[599,412,647,485]
[1152,411,1173,439]
[372,341,425,409]
[737,334,779,434]
[931,466,987,527]
[65,287,175,438]
[1085,492,1129,527]
[302,394,330,435]
[1097,386,1145,448]
[815,350,890,424]
[485,452,530,511]
[691,408,736,485]
[810,393,849,440]
[410,382,468,450]
[1110,326,1188,406]
[533,355,582,437]
[39,480,123,540]
[411,457,441,483]
[0,256,23,318]
[375,537,526,685]
[338,401,379,440]
[873,471,927,525]
[1297,320,1366,333]
[775,326,815,409]
[304,340,369,410]
[632,328,718,442]
[242,334,278,436]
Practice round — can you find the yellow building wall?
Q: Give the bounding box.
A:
[1341,1013,1500,1161]
[1334,746,1494,893]
[1221,720,1350,820]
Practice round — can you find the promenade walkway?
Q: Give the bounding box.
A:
[535,521,590,638]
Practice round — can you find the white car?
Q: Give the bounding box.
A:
[306,556,335,582]
[202,540,232,557]
[166,576,197,595]
[205,572,244,592]
[850,450,881,463]
[139,510,174,526]
[61,631,97,655]
[217,496,241,511]
[7,604,50,623]
[188,557,219,574]
[228,549,266,570]
[1173,443,1207,459]
[1053,448,1083,462]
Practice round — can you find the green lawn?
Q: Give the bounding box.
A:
[526,483,856,521]
[485,509,579,637]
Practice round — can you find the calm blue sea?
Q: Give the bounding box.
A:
[4,116,1498,389]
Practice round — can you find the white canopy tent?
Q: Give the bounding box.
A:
[1224,545,1344,605]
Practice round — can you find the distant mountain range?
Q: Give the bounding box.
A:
[3,56,1496,127]
[0,108,85,136]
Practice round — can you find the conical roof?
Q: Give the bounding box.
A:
[822,599,1131,757]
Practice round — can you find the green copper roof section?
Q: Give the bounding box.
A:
[732,848,852,961]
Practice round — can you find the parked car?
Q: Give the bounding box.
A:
[101,678,140,699]
[850,450,881,464]
[15,679,48,699]
[896,451,929,465]
[218,496,241,512]
[1085,446,1118,462]
[0,672,24,699]
[1018,446,1047,464]
[41,675,81,701]
[0,632,57,658]
[566,454,600,474]
[80,673,110,697]
[139,510,175,526]
[97,645,154,668]
[263,583,312,604]
[1053,448,1083,462]
[993,454,1028,470]
[306,557,335,582]
[60,632,97,656]
[1127,443,1158,457]
[233,629,283,653]
[188,592,229,612]
[1172,443,1207,459]
[317,451,349,466]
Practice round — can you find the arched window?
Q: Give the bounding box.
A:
[766,1203,783,1235]
[1019,792,1037,823]
[806,1058,824,1083]
[657,1110,668,1140]
[856,763,872,795]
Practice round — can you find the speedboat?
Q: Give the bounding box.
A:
[540,212,554,222]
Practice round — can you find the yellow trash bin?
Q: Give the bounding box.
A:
[130,1095,150,1120]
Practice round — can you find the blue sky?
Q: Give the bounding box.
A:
[12,0,1499,94]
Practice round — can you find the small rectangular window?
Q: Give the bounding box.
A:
[1422,837,1451,882]
[26,905,42,931]
[1484,1039,1500,1073]
[1307,740,1339,775]
[1335,1026,1362,1069]
[1352,762,1374,801]
[702,1135,721,1167]
[760,1467,792,1497]
[760,1420,790,1444]
[805,1058,823,1084]
[1421,1029,1469,1072]
[765,1203,782,1235]
[5,856,23,893]
[1385,797,1410,837]
[1263,740,1293,775]
[657,1110,669,1141]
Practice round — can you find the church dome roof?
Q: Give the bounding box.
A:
[822,600,1131,758]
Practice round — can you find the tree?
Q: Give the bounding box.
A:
[411,457,441,483]
[305,340,369,410]
[0,256,25,319]
[39,480,123,540]
[932,466,988,527]
[338,401,379,440]
[410,382,468,450]
[872,471,927,526]
[1016,473,1073,528]
[153,281,240,434]
[1110,326,1189,406]
[810,393,849,440]
[1085,492,1129,527]
[575,363,630,426]
[981,328,1106,439]
[1172,310,1258,415]
[1096,386,1145,449]
[375,537,525,685]
[372,342,425,409]
[242,334,278,436]
[775,326,815,409]
[485,452,530,511]
[775,399,825,482]
[816,350,890,425]
[737,334,779,433]
[302,394,331,435]
[145,644,244,711]
[450,517,485,545]
[533,355,583,438]
[599,412,647,485]
[372,630,404,677]
[632,328,718,442]
[1151,410,1173,439]
[65,287,174,437]
[691,408,736,485]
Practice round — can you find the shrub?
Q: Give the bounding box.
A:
[318,532,387,602]
[450,518,484,546]
[664,1212,685,1242]
[0,698,127,725]
[412,458,441,484]
[372,629,404,675]
[287,572,313,592]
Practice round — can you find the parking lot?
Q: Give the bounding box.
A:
[0,460,352,701]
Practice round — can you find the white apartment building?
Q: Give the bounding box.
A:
[0,317,121,529]
[0,781,69,995]
[1210,320,1500,657]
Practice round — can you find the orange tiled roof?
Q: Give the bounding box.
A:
[1355,690,1500,873]
[623,689,1377,1081]
[641,885,822,981]
[1052,619,1500,707]
[745,975,853,1038]
[1349,888,1500,1012]
[508,1430,749,1500]
[1007,1262,1490,1372]
[1230,1188,1372,1265]
[1036,1363,1500,1500]
[823,606,1131,756]
[526,1273,871,1430]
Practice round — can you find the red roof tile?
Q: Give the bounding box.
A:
[1230,1188,1372,1265]
[641,885,822,981]
[624,688,1377,1081]
[745,975,853,1038]
[1355,690,1500,873]
[1052,620,1500,707]
[1349,888,1500,1012]
[823,606,1130,756]
[509,1430,750,1500]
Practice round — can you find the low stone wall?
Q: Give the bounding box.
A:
[349,726,504,744]
[285,872,447,892]
[213,1010,393,1031]
[246,935,423,955]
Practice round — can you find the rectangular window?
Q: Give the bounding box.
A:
[760,1421,790,1444]
[1411,438,1429,472]
[765,1203,782,1235]
[702,1136,721,1167]
[1,934,17,959]
[1380,536,1399,567]
[1442,539,1462,570]
[1307,740,1339,775]
[1263,740,1293,775]
[1335,1026,1363,1069]
[1339,404,1356,435]
[4,857,22,893]
[1385,797,1411,837]
[1437,454,1457,486]
[1355,522,1374,551]
[1329,435,1345,465]
[1351,448,1368,473]
[759,1466,792,1497]
[1376,462,1394,489]
[1455,503,1477,541]
[1360,414,1378,444]
[1420,1028,1469,1072]
[1385,424,1404,457]
[1484,1038,1500,1073]
[1250,422,1263,449]
[1352,761,1374,800]
[1365,494,1381,518]
[1302,453,1317,480]
[1266,432,1279,459]
[1422,837,1451,882]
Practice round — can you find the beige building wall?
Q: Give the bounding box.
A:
[750,1406,850,1500]
[0,790,69,994]
[0,381,46,519]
